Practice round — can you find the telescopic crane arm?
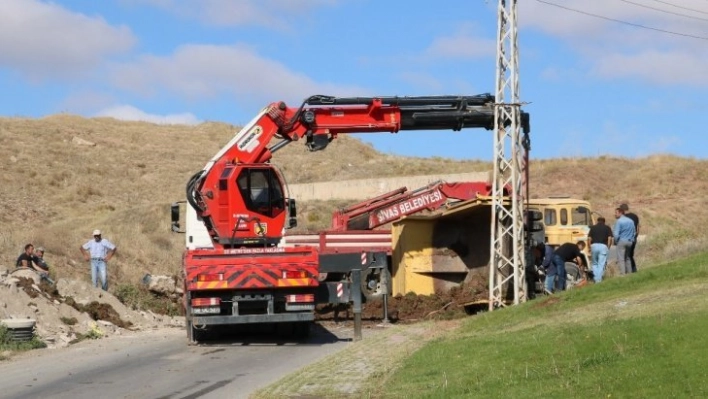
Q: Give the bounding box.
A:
[187,94,529,246]
[210,93,521,165]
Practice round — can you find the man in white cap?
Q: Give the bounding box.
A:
[79,229,117,291]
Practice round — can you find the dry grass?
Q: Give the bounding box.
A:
[1,115,706,288]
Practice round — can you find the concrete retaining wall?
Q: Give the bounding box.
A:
[288,171,491,201]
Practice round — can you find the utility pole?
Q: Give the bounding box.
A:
[489,0,526,309]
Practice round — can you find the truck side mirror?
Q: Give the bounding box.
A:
[287,199,297,229]
[171,202,184,233]
[525,209,543,232]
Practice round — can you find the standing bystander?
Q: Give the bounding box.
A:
[619,203,639,273]
[587,217,613,283]
[613,207,636,276]
[79,229,117,291]
[537,242,555,295]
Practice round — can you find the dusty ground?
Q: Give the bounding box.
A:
[315,273,490,327]
[0,267,183,349]
[252,319,464,398]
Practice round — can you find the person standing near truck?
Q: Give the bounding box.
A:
[80,229,117,291]
[613,207,636,276]
[587,217,613,283]
[534,242,555,295]
[619,203,639,273]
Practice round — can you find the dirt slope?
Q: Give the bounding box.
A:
[1,115,707,297]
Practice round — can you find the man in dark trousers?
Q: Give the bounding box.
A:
[551,241,586,292]
[587,217,613,283]
[619,203,639,273]
[528,242,553,298]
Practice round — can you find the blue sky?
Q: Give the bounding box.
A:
[1,0,707,160]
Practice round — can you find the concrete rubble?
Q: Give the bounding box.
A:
[0,267,185,349]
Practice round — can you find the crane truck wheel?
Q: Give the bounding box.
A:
[275,322,311,341]
[186,318,208,344]
[293,322,311,340]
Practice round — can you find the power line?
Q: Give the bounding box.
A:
[649,0,708,16]
[535,0,708,41]
[620,0,708,22]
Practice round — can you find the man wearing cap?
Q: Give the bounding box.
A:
[79,229,117,291]
[33,247,50,272]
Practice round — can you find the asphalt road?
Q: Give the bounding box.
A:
[0,323,355,399]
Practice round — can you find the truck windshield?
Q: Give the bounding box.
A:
[571,206,591,226]
[237,168,285,218]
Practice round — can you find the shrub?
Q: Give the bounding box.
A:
[0,325,47,352]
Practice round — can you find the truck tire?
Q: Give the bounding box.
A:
[293,322,311,340]
[275,322,310,340]
[187,318,208,344]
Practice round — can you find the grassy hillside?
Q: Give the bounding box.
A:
[255,251,708,398]
[1,115,706,287]
[370,251,708,398]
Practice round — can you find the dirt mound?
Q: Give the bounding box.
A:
[316,276,489,324]
[0,267,184,349]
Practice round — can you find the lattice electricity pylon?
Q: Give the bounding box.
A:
[489,0,527,310]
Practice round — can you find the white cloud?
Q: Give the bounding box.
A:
[425,29,495,60]
[396,72,444,92]
[124,0,338,28]
[592,50,708,85]
[57,90,116,115]
[520,0,708,86]
[109,43,368,106]
[0,0,136,80]
[645,135,682,155]
[95,104,200,125]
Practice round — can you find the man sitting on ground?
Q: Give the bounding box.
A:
[16,243,55,284]
[33,246,50,271]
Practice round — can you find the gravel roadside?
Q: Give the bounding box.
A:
[251,319,462,398]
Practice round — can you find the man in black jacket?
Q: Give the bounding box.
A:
[16,244,42,271]
[551,241,586,292]
[16,244,54,284]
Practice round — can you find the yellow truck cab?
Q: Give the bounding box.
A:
[526,197,595,248]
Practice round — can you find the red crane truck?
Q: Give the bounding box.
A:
[172,94,529,342]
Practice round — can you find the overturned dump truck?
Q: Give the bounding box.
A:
[391,196,595,297]
[390,196,496,297]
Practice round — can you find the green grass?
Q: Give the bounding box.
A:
[371,252,708,398]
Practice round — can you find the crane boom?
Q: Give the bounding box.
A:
[186,94,529,248]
